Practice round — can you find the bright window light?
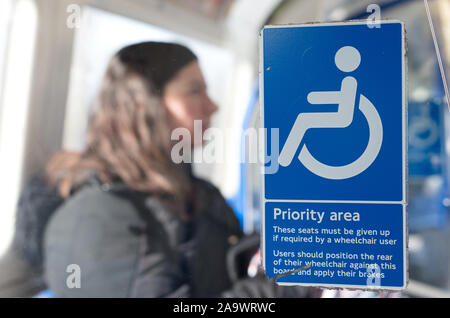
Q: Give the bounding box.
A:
[0,0,38,257]
[64,6,234,152]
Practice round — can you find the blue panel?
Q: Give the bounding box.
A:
[263,22,405,202]
[264,202,405,288]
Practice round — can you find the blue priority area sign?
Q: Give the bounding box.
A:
[260,21,407,290]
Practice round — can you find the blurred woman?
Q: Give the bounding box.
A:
[42,42,245,297]
[5,42,310,298]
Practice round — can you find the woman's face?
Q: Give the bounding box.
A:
[163,61,218,144]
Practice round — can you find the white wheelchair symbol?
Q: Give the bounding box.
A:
[278,46,383,180]
[409,105,438,150]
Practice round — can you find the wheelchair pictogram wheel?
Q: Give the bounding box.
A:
[298,94,383,180]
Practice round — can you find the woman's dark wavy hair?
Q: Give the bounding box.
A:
[46,42,197,216]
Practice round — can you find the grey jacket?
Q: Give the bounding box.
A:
[44,177,243,298]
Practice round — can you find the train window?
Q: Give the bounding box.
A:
[0,0,12,112]
[0,0,38,255]
[63,5,234,180]
[244,93,262,233]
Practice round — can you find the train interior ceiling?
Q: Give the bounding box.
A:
[0,0,450,297]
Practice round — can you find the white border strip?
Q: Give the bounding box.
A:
[259,24,267,274]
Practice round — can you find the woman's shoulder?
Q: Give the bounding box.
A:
[43,184,145,252]
[46,183,143,236]
[43,183,146,297]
